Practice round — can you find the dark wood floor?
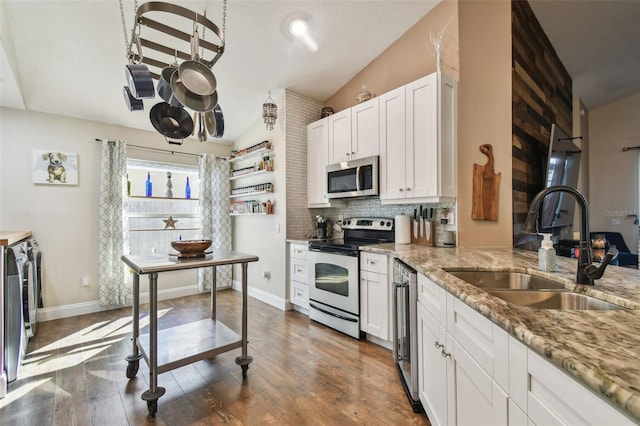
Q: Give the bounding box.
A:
[1,290,430,425]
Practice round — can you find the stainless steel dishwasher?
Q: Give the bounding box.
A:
[392,258,423,412]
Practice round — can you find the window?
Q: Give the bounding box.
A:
[126,160,199,255]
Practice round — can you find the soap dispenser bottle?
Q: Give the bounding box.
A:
[538,233,556,272]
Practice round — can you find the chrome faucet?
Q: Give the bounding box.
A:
[522,185,614,285]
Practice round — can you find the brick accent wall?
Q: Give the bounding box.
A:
[512,0,573,246]
[285,90,324,239]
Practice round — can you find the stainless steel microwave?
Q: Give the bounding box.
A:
[326,155,379,199]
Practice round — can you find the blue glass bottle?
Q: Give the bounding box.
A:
[185,177,191,199]
[145,172,153,197]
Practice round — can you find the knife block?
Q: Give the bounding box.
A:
[410,220,434,246]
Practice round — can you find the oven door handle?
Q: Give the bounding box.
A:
[310,302,358,323]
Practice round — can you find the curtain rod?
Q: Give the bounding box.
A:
[622,145,640,152]
[94,138,227,160]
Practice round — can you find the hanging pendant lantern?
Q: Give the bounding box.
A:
[263,91,277,131]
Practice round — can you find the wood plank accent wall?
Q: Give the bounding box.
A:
[511,0,573,246]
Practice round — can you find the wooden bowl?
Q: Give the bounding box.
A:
[170,239,212,255]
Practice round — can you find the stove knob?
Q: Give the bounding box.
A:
[386,221,391,227]
[380,221,384,227]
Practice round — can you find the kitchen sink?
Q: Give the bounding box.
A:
[487,290,626,310]
[447,270,567,290]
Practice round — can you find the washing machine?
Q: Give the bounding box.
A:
[25,238,42,337]
[4,241,31,382]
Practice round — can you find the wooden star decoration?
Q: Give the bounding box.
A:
[163,216,178,229]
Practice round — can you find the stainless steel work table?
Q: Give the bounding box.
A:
[121,249,259,416]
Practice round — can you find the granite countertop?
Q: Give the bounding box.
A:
[0,231,32,247]
[362,243,640,421]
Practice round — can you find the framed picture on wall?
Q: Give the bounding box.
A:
[32,150,79,185]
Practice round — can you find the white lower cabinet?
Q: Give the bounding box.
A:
[508,399,528,426]
[418,274,508,426]
[417,300,452,426]
[452,340,508,425]
[360,252,390,341]
[289,243,309,310]
[419,272,636,425]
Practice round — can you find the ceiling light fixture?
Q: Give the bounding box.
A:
[287,16,318,52]
[289,18,308,37]
[263,91,277,131]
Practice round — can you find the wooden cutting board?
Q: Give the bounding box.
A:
[472,144,500,221]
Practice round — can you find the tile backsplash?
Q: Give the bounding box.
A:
[309,197,457,247]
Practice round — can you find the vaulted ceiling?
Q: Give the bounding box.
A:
[1,1,638,144]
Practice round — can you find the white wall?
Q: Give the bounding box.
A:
[0,107,229,318]
[589,92,640,252]
[231,91,287,307]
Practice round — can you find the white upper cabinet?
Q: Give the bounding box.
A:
[351,98,380,160]
[328,109,352,164]
[380,72,457,204]
[379,86,407,200]
[328,97,380,164]
[307,118,330,207]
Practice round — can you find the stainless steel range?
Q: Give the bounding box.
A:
[307,217,394,339]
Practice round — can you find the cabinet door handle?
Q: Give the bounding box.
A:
[399,188,404,192]
[406,187,411,191]
[434,341,444,350]
[441,349,451,358]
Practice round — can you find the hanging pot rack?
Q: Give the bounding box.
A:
[127,2,225,80]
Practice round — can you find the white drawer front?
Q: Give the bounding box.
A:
[361,252,388,274]
[418,274,447,325]
[290,244,308,260]
[291,260,307,284]
[447,296,508,382]
[291,281,309,309]
[527,349,635,425]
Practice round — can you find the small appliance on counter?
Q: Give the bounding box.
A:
[315,215,328,239]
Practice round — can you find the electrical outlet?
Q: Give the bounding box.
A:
[81,275,90,287]
[262,270,271,281]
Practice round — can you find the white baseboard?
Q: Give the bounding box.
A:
[38,284,203,322]
[231,279,289,311]
[39,281,290,322]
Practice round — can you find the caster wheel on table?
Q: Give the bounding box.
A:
[147,400,157,416]
[126,360,139,379]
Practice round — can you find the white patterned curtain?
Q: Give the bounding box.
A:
[198,154,232,290]
[98,140,129,306]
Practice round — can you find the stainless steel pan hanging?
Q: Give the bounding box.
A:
[123,86,144,111]
[157,65,182,107]
[204,110,215,137]
[178,25,217,96]
[170,70,218,112]
[149,102,194,143]
[125,33,155,99]
[212,104,224,138]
